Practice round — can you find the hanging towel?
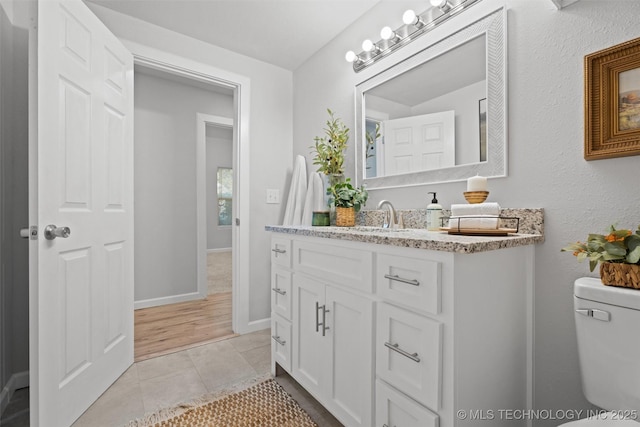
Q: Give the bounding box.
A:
[450,202,501,217]
[282,156,307,226]
[301,173,325,226]
[448,215,499,230]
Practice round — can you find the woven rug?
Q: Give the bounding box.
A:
[127,378,318,427]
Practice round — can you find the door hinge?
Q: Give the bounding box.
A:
[235,218,240,226]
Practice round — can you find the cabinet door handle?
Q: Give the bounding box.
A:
[384,342,420,363]
[272,287,287,296]
[315,301,322,333]
[272,335,286,346]
[384,274,420,287]
[322,305,330,337]
[271,248,286,254]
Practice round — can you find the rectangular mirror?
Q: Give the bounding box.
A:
[356,7,506,189]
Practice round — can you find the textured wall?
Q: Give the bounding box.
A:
[293,0,640,423]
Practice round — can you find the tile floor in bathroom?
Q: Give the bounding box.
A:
[1,329,342,426]
[60,329,341,426]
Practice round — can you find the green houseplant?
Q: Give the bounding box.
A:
[562,225,640,289]
[326,178,368,227]
[311,109,349,181]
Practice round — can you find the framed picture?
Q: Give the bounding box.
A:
[479,98,487,162]
[585,36,640,160]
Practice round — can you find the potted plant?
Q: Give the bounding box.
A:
[311,109,349,187]
[326,178,368,227]
[561,225,640,289]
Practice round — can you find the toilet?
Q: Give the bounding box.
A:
[559,277,640,425]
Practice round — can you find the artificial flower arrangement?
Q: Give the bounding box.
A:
[561,225,640,272]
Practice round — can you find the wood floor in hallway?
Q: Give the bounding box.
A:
[134,291,235,361]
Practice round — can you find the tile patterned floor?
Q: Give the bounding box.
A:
[71,329,342,426]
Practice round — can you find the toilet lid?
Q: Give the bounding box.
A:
[559,412,639,426]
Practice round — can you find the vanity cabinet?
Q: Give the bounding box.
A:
[270,232,534,427]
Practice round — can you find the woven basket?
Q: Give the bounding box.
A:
[335,207,356,227]
[600,262,640,289]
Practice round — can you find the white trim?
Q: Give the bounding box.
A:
[134,292,202,310]
[207,247,232,254]
[244,317,271,334]
[124,41,251,335]
[0,371,29,415]
[525,244,536,427]
[197,113,234,301]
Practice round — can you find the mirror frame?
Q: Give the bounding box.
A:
[355,7,506,190]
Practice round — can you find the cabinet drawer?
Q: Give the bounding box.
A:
[376,380,439,427]
[271,267,292,320]
[271,237,292,268]
[377,303,442,410]
[293,240,373,293]
[376,253,441,315]
[271,314,291,372]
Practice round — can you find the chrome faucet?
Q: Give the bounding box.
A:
[377,200,398,229]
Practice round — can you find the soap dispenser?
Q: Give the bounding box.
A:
[426,192,443,231]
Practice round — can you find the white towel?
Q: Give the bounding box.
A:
[301,173,325,226]
[448,215,499,230]
[450,202,501,217]
[282,155,307,226]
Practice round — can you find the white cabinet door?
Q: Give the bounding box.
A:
[376,380,439,427]
[325,286,373,427]
[292,274,325,397]
[36,1,134,425]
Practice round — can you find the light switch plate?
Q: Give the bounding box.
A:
[266,189,280,204]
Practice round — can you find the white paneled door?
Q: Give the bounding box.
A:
[383,111,455,176]
[35,0,134,425]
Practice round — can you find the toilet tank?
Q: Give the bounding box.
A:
[574,277,640,412]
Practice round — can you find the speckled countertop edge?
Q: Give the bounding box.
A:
[265,225,544,254]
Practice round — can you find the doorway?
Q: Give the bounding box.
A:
[131,66,238,361]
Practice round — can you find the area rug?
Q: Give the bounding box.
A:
[127,377,318,427]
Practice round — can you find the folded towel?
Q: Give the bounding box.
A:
[448,215,499,230]
[450,202,500,217]
[283,155,307,226]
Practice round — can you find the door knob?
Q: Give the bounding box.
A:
[44,224,71,240]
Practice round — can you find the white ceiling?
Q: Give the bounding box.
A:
[86,0,382,71]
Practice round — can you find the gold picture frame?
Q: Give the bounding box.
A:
[585,36,640,160]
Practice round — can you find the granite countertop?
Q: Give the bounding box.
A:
[265,225,544,254]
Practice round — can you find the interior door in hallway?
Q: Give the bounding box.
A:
[33,0,134,425]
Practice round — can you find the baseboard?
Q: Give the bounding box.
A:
[207,247,232,253]
[237,317,270,335]
[0,371,29,415]
[134,291,202,310]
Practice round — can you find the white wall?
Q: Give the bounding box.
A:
[134,71,233,303]
[293,0,640,424]
[0,0,29,403]
[206,125,233,250]
[88,3,293,321]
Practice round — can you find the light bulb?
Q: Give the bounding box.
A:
[430,0,444,6]
[380,26,394,40]
[345,51,358,63]
[362,39,374,52]
[402,9,417,25]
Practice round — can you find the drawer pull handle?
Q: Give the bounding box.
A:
[271,248,287,254]
[271,335,286,346]
[384,274,420,287]
[272,287,287,296]
[384,342,420,363]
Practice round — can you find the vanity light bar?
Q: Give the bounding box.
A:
[346,0,482,73]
